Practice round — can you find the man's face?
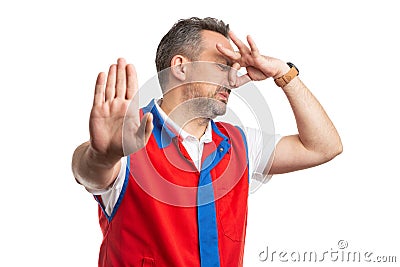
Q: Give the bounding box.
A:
[182,30,235,119]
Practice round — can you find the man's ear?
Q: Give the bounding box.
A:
[170,55,188,81]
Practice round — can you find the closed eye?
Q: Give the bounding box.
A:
[216,63,230,72]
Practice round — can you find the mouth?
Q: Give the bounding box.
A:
[215,87,231,103]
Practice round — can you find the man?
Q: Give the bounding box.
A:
[72,17,342,266]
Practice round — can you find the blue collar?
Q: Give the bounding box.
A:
[142,99,175,149]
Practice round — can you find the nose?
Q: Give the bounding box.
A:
[217,85,231,94]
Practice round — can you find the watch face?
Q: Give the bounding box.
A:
[287,62,299,74]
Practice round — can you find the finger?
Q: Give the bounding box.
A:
[228,31,250,54]
[116,58,127,98]
[229,62,241,87]
[247,35,260,57]
[126,64,138,100]
[105,64,116,101]
[235,73,252,87]
[94,72,105,106]
[216,43,241,61]
[126,64,140,119]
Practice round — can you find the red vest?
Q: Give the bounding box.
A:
[95,100,249,267]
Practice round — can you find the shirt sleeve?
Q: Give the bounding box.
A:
[243,127,281,193]
[86,156,127,217]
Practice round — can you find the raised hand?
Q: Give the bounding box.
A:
[217,31,290,87]
[89,58,153,164]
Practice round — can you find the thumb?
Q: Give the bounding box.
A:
[229,62,241,87]
[138,112,154,145]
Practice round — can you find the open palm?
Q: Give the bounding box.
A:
[89,58,153,163]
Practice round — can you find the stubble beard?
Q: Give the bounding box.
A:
[182,83,227,123]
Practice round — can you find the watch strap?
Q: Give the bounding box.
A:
[274,66,299,87]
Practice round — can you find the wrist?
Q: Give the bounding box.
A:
[86,145,121,169]
[273,61,291,79]
[274,62,299,87]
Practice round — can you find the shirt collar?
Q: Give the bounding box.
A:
[154,98,213,144]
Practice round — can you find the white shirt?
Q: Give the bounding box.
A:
[90,100,281,216]
[157,101,213,171]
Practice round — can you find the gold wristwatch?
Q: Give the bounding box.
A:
[274,62,299,87]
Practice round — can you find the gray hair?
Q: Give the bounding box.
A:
[155,17,230,89]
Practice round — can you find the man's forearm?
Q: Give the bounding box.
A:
[282,77,343,159]
[72,141,121,192]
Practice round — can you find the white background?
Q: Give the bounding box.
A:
[1,0,399,266]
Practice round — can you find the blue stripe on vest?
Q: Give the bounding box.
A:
[197,121,230,267]
[197,171,220,267]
